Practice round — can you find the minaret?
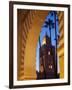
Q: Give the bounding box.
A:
[37,33,57,79]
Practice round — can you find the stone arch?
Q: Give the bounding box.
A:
[24,11,49,80]
[17,10,48,80]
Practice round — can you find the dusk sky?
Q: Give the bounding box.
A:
[36,11,59,72]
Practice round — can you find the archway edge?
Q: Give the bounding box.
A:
[24,10,49,80]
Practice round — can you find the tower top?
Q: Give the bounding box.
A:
[42,37,46,45]
[42,32,50,46]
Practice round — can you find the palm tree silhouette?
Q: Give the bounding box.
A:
[44,18,54,44]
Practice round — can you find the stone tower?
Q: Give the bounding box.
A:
[37,33,58,79]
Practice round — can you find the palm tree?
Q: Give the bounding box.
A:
[44,18,54,44]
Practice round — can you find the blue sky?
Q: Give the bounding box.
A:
[36,11,59,72]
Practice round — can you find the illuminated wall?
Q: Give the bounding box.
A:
[17,10,48,80]
[57,11,64,78]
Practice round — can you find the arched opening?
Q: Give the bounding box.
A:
[36,11,60,79]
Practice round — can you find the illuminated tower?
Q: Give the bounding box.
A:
[37,33,57,79]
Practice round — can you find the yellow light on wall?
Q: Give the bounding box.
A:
[42,37,46,45]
